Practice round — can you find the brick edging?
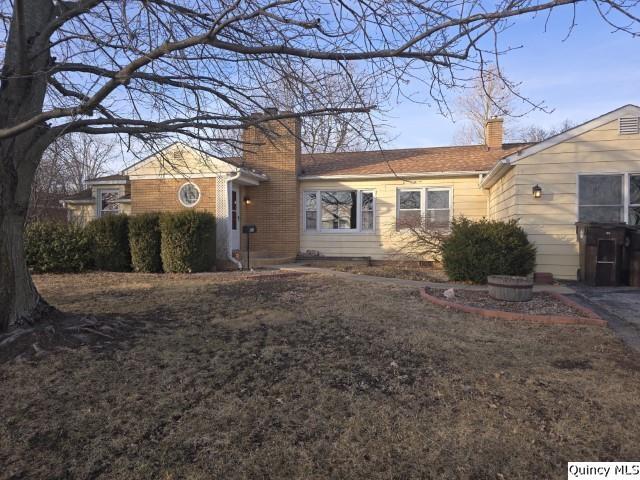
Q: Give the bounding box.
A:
[419,288,606,326]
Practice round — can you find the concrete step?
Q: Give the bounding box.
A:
[241,254,297,268]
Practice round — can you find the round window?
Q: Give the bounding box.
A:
[178,183,201,207]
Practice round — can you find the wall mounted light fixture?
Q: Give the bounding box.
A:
[532,184,542,199]
[243,196,252,206]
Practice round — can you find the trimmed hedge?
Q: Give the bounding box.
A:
[86,214,131,271]
[25,221,92,273]
[129,213,162,273]
[441,217,536,284]
[159,211,216,273]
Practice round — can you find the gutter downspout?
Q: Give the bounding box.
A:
[225,171,242,269]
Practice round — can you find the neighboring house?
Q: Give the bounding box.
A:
[61,104,640,280]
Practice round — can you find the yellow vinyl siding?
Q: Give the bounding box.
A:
[67,204,96,225]
[487,168,516,220]
[127,144,234,178]
[300,175,485,260]
[490,119,640,280]
[66,184,130,225]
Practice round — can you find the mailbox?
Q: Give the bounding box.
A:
[242,225,257,270]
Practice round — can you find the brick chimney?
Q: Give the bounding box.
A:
[484,117,504,149]
[241,111,301,259]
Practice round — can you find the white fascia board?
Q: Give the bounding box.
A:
[129,172,222,180]
[479,160,512,189]
[503,104,640,165]
[480,104,640,189]
[129,168,267,182]
[60,199,95,205]
[123,142,239,176]
[299,171,487,181]
[85,179,128,186]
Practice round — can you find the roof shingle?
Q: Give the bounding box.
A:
[86,174,128,183]
[300,143,529,177]
[62,189,93,201]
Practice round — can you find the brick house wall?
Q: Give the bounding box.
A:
[241,116,301,258]
[130,178,217,215]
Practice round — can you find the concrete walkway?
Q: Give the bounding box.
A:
[274,264,575,294]
[567,285,640,352]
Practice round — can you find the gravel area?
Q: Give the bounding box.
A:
[425,287,585,317]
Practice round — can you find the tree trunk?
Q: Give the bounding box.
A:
[0,209,48,332]
[0,0,57,332]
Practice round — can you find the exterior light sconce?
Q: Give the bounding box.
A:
[243,196,252,206]
[532,184,542,199]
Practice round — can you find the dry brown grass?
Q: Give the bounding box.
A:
[1,271,640,479]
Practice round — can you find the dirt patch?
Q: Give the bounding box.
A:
[552,359,593,370]
[331,263,450,282]
[425,287,585,317]
[1,272,640,479]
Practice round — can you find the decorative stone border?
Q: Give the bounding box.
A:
[419,287,606,326]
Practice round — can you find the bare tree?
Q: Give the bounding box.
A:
[395,219,448,261]
[518,119,576,143]
[272,64,387,153]
[453,67,519,144]
[1,0,639,331]
[29,140,69,222]
[56,134,118,193]
[29,134,117,220]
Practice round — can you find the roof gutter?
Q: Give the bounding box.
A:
[479,160,512,189]
[85,179,128,186]
[299,171,488,181]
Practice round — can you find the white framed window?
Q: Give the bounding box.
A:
[97,189,120,217]
[397,187,452,229]
[361,191,375,231]
[304,192,318,231]
[397,190,422,227]
[578,174,624,223]
[577,173,640,225]
[178,182,201,208]
[628,174,640,225]
[303,190,375,232]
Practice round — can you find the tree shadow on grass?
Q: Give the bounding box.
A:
[0,309,153,364]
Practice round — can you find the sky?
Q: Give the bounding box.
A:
[386,4,640,148]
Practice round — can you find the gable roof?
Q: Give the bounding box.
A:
[60,189,94,204]
[86,174,128,185]
[123,142,253,176]
[481,104,640,188]
[299,143,529,178]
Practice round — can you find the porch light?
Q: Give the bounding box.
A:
[532,184,542,199]
[243,196,252,206]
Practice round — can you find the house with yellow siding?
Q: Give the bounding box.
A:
[62,104,640,280]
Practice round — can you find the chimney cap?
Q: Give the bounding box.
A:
[263,107,278,115]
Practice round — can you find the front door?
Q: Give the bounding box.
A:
[230,186,240,251]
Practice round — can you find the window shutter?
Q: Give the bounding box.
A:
[619,117,640,135]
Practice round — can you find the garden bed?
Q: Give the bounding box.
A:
[330,263,449,283]
[421,286,605,326]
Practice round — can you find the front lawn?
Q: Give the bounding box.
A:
[1,272,639,479]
